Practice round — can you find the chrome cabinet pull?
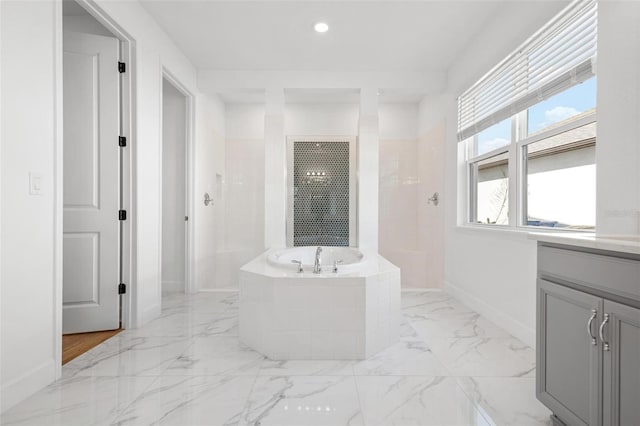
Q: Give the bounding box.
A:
[587,309,597,345]
[599,313,610,351]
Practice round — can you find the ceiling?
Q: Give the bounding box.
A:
[139,0,507,72]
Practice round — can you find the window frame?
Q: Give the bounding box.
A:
[518,110,597,229]
[465,104,596,231]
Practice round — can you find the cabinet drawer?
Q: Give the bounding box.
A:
[538,245,640,303]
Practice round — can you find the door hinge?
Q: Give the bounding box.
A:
[119,136,126,147]
[119,210,127,221]
[118,62,126,73]
[118,283,126,294]
[185,216,189,221]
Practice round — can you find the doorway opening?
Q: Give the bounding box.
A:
[60,0,132,364]
[161,76,190,296]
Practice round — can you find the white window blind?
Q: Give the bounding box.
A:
[457,0,597,141]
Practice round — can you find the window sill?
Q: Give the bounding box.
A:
[455,224,594,242]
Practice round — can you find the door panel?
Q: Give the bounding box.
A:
[63,31,120,333]
[603,300,640,426]
[63,233,99,304]
[537,279,602,426]
[63,51,100,209]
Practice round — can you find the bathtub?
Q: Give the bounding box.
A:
[267,246,364,274]
[239,247,401,360]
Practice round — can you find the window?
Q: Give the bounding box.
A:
[476,118,511,156]
[524,79,596,229]
[471,151,509,225]
[459,0,597,230]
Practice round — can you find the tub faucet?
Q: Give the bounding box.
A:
[313,247,323,274]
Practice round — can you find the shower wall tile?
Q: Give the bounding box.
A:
[379,139,423,288]
[220,138,265,288]
[417,122,446,289]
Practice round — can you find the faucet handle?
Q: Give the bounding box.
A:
[291,260,303,273]
[332,259,343,273]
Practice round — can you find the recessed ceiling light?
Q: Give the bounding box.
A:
[314,22,329,33]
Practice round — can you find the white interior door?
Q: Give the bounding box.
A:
[63,31,120,334]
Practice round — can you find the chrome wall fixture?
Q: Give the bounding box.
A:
[203,192,214,206]
[428,192,439,206]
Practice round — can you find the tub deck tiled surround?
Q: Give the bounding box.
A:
[1,291,552,426]
[239,251,401,360]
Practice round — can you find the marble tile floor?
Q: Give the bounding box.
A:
[2,290,552,426]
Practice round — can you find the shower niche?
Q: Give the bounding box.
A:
[287,137,357,247]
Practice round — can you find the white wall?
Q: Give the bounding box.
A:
[1,0,58,412]
[435,1,640,350]
[161,80,186,294]
[1,0,225,411]
[88,0,209,323]
[596,1,640,236]
[89,0,229,325]
[285,103,359,136]
[436,1,571,348]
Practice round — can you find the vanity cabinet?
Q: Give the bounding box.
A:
[536,243,640,426]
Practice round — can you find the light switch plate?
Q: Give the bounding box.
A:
[29,172,42,195]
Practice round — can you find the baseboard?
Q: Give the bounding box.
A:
[444,280,536,348]
[1,358,56,414]
[197,288,239,293]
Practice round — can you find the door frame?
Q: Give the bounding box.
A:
[159,67,196,295]
[54,0,137,377]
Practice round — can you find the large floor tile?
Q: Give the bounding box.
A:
[240,376,363,426]
[428,337,536,377]
[355,376,486,426]
[200,311,239,336]
[399,315,420,340]
[119,312,223,338]
[457,377,552,426]
[259,359,355,376]
[73,335,192,377]
[1,376,155,426]
[164,335,265,376]
[352,340,449,376]
[407,311,512,339]
[112,375,254,426]
[161,292,238,315]
[4,291,549,426]
[401,291,473,315]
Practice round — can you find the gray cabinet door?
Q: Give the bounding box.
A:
[537,279,603,426]
[602,300,640,426]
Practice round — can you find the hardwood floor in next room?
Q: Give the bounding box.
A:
[62,329,123,365]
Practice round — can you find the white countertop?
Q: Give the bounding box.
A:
[529,232,640,255]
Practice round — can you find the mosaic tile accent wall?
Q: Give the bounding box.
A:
[293,141,350,246]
